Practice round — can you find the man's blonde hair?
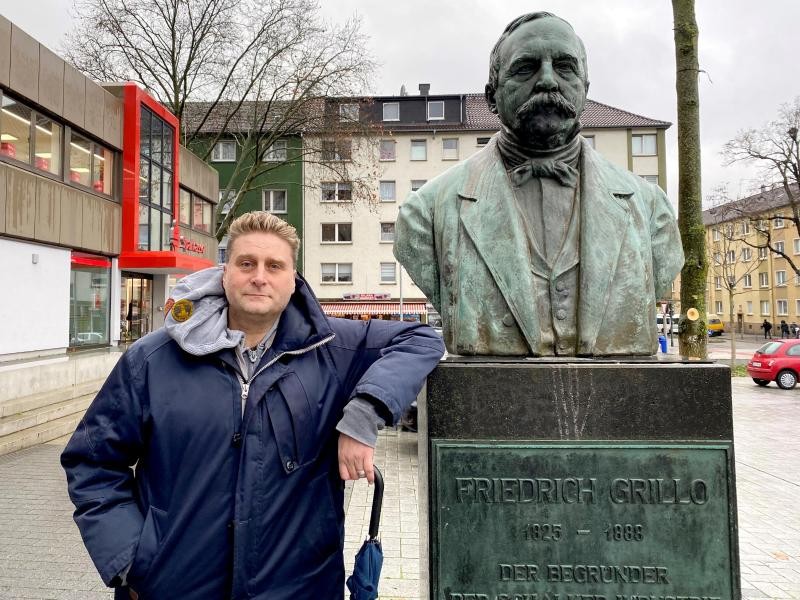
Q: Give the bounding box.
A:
[226,211,300,265]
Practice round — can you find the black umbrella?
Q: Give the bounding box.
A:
[346,466,384,600]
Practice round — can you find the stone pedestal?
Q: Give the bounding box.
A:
[419,358,739,600]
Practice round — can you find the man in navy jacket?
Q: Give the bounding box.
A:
[61,212,444,599]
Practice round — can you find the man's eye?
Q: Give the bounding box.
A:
[240,261,253,269]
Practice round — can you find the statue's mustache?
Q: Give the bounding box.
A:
[516,92,578,120]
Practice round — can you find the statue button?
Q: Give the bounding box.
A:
[502,313,515,327]
[556,309,567,320]
[555,281,565,292]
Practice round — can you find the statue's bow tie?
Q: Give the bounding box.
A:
[509,159,578,187]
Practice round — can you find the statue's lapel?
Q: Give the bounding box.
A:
[577,143,633,354]
[458,142,540,353]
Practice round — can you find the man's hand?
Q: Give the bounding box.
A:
[338,433,375,484]
[129,589,138,600]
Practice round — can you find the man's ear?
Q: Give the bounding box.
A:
[485,83,498,114]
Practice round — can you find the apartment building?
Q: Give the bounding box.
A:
[704,184,800,334]
[303,85,673,321]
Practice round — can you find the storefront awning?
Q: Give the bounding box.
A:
[321,302,427,317]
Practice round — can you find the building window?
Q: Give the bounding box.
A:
[379,140,396,161]
[321,263,352,283]
[642,175,659,186]
[138,107,174,250]
[726,250,736,263]
[382,102,399,121]
[263,140,287,162]
[410,139,427,161]
[743,274,752,288]
[68,132,115,196]
[742,247,752,262]
[746,301,753,315]
[380,262,397,283]
[380,222,395,243]
[741,221,750,235]
[774,215,784,228]
[340,103,359,122]
[775,241,785,255]
[759,272,769,288]
[34,114,63,176]
[631,134,657,156]
[794,239,800,254]
[69,255,111,347]
[477,136,491,146]
[583,135,595,148]
[714,276,721,290]
[219,191,234,215]
[322,139,351,161]
[321,223,352,243]
[427,101,444,120]
[442,138,459,160]
[715,301,723,314]
[192,195,212,233]
[761,300,770,316]
[379,180,396,202]
[262,189,287,214]
[713,252,721,265]
[712,228,720,241]
[179,188,191,226]
[796,300,800,315]
[0,95,32,165]
[759,247,768,260]
[778,299,788,316]
[211,140,236,162]
[411,179,427,192]
[777,270,787,286]
[321,181,352,202]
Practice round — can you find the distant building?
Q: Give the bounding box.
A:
[0,16,218,361]
[302,84,673,321]
[703,184,800,334]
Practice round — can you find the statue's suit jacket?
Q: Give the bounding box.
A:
[394,136,684,356]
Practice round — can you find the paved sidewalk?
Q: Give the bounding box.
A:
[0,380,798,599]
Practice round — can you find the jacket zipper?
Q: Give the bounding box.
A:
[229,332,335,597]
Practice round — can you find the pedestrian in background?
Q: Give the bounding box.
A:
[61,212,444,599]
[761,319,773,339]
[781,320,790,338]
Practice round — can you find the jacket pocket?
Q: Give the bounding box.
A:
[127,505,169,594]
[267,373,317,472]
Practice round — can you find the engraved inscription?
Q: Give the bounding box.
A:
[456,478,597,504]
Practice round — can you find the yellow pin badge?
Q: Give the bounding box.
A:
[171,299,194,323]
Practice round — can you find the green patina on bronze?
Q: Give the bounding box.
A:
[394,12,684,357]
[431,442,736,600]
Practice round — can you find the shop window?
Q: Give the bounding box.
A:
[69,254,111,348]
[69,131,115,196]
[69,133,92,187]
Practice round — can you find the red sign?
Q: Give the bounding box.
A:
[170,232,206,255]
[342,293,391,301]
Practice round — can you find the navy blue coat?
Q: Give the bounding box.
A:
[61,277,443,599]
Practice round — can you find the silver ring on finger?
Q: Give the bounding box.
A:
[357,470,366,478]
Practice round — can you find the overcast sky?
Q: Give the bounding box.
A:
[4,0,800,208]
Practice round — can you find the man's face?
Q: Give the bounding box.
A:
[222,232,296,325]
[488,18,588,148]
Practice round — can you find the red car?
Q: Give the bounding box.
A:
[746,339,800,389]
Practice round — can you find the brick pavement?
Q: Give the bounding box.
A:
[0,381,798,599]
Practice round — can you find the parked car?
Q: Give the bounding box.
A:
[746,339,800,389]
[707,317,724,337]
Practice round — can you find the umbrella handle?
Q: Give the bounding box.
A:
[368,465,384,540]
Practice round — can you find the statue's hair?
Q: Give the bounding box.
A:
[226,211,300,265]
[487,12,589,92]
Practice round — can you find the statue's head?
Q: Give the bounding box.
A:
[486,13,589,149]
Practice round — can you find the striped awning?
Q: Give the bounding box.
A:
[321,302,427,317]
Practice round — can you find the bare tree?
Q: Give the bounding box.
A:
[706,187,765,365]
[64,0,379,239]
[672,0,707,359]
[722,97,800,276]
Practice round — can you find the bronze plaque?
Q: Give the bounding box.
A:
[431,442,737,600]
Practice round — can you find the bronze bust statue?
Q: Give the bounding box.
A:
[394,12,683,356]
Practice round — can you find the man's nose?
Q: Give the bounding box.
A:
[250,266,268,285]
[533,61,558,93]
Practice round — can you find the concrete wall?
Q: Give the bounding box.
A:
[0,162,121,255]
[0,16,123,150]
[0,238,70,357]
[179,145,219,202]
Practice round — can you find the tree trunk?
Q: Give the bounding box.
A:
[673,0,707,359]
